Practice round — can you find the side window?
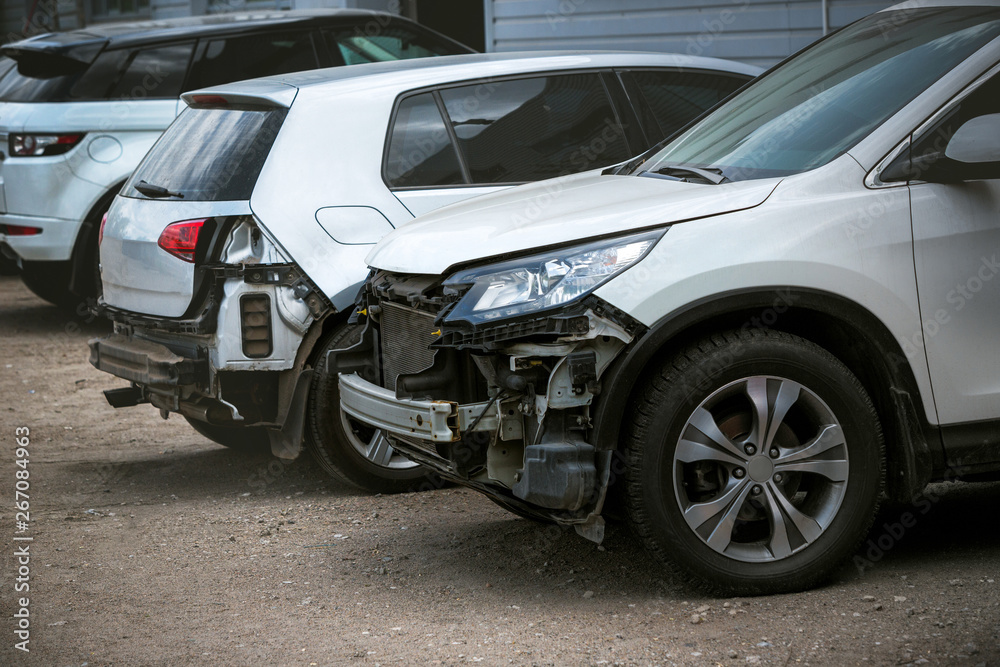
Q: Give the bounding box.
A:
[439,73,631,183]
[385,93,465,188]
[108,43,194,99]
[324,24,464,65]
[623,70,748,142]
[186,31,318,91]
[67,49,131,100]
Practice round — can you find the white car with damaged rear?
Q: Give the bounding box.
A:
[335,1,1000,593]
[88,52,759,493]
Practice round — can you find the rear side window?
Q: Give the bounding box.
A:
[109,43,194,99]
[124,106,287,201]
[439,73,631,183]
[385,93,464,188]
[324,24,466,65]
[186,31,318,91]
[0,45,191,102]
[622,70,749,141]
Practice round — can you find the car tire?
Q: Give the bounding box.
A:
[20,260,77,308]
[624,329,884,595]
[184,416,272,453]
[306,320,432,494]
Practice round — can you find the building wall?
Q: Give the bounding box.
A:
[488,0,896,66]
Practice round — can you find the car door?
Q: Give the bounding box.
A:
[386,71,635,217]
[908,69,1000,461]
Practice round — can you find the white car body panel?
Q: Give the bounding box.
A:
[102,197,253,317]
[365,170,780,275]
[0,100,179,261]
[393,185,512,218]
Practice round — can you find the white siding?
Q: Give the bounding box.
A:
[489,0,897,67]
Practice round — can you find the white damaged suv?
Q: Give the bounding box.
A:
[335,1,1000,592]
[88,52,758,494]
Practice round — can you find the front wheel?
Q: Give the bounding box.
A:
[306,321,430,494]
[625,329,883,595]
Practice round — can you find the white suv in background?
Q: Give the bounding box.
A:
[0,9,471,307]
[88,52,758,494]
[335,2,1000,593]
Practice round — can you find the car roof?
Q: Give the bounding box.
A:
[184,51,763,108]
[10,9,418,51]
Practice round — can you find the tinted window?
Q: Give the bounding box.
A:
[638,7,1000,182]
[186,31,318,91]
[325,24,466,65]
[124,106,286,201]
[0,66,78,102]
[624,70,748,141]
[0,49,130,102]
[440,74,630,183]
[385,93,464,188]
[109,43,193,99]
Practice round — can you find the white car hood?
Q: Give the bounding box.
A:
[366,171,781,275]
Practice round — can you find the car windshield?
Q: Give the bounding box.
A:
[634,7,1000,182]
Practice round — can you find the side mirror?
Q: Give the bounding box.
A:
[881,114,1000,184]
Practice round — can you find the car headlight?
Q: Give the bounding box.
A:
[443,229,665,324]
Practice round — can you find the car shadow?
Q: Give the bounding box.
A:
[0,275,111,335]
[49,445,364,508]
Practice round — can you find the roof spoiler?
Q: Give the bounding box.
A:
[1,33,107,76]
[181,80,298,109]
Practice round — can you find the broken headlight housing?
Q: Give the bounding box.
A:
[442,229,664,324]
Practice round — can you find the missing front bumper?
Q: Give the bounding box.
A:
[338,373,498,443]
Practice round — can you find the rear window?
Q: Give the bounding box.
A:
[124,106,287,202]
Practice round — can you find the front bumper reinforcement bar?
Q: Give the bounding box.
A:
[338,373,498,443]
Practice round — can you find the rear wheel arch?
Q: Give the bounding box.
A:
[68,180,128,298]
[594,288,938,502]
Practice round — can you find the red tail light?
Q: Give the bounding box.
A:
[10,133,85,157]
[98,212,108,246]
[157,219,207,263]
[0,224,42,236]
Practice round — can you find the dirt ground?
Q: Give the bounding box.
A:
[0,273,998,666]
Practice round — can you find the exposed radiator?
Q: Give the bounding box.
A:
[379,301,438,390]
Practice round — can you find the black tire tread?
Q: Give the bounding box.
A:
[623,327,885,596]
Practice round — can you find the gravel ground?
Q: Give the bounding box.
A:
[1,273,999,666]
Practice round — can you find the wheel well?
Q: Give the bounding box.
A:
[68,180,127,297]
[595,289,938,502]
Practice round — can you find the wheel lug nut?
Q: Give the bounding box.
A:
[751,485,763,496]
[773,473,784,483]
[745,445,757,456]
[733,468,746,479]
[769,448,779,458]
